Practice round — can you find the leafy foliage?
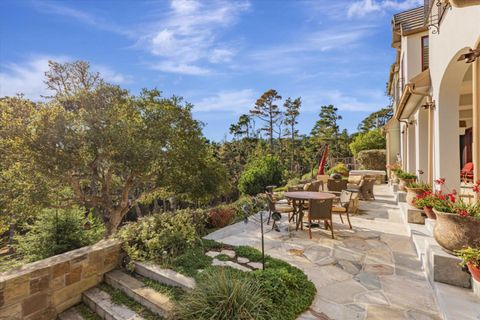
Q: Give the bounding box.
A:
[357,107,393,132]
[397,171,417,179]
[326,163,349,176]
[349,129,386,157]
[117,210,203,264]
[208,206,236,228]
[356,149,387,170]
[238,155,284,195]
[456,247,480,267]
[16,207,104,262]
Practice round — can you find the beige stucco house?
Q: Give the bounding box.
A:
[385,1,480,197]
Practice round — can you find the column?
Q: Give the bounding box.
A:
[415,108,429,182]
[473,57,480,200]
[407,120,416,174]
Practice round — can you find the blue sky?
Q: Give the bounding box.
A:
[0,0,422,141]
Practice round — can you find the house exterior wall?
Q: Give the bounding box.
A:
[387,5,480,190]
[429,6,480,190]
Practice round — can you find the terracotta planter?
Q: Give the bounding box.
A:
[449,0,480,8]
[398,178,415,192]
[405,187,427,207]
[423,206,436,220]
[467,262,480,282]
[433,209,480,253]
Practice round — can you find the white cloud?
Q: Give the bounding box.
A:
[0,57,130,100]
[347,0,423,18]
[31,1,129,36]
[302,89,388,112]
[151,62,210,76]
[0,56,65,100]
[141,0,250,75]
[193,89,256,112]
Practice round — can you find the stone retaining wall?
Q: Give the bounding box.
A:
[0,238,122,320]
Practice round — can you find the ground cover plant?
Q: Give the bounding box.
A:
[123,237,316,320]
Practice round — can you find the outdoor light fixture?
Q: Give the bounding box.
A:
[457,48,480,63]
[242,197,282,270]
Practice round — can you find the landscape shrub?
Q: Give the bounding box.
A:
[207,206,236,228]
[356,149,387,170]
[238,155,283,196]
[349,129,386,157]
[118,211,201,264]
[326,162,349,176]
[173,269,272,320]
[16,207,104,262]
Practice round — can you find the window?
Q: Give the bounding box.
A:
[422,36,429,71]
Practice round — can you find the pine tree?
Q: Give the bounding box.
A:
[283,97,301,172]
[250,89,282,153]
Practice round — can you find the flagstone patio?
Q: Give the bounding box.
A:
[205,185,442,320]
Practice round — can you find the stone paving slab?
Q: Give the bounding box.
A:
[82,287,145,320]
[133,261,196,291]
[58,307,85,320]
[205,185,443,320]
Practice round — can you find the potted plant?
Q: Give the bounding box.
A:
[405,181,431,207]
[386,163,402,184]
[433,179,480,253]
[455,247,480,282]
[397,171,417,191]
[413,191,438,219]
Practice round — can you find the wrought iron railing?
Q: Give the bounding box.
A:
[424,0,450,34]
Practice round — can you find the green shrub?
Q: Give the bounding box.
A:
[238,155,283,196]
[349,129,386,157]
[173,269,272,320]
[356,149,386,170]
[397,171,417,179]
[16,207,104,262]
[326,163,349,176]
[117,211,201,264]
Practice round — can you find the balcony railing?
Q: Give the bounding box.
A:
[424,0,450,34]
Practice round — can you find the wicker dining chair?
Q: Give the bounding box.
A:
[331,190,353,229]
[266,192,295,227]
[307,198,334,239]
[303,180,324,192]
[327,179,347,192]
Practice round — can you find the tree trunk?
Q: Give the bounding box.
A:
[291,125,295,173]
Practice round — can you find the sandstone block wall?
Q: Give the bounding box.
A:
[0,238,122,320]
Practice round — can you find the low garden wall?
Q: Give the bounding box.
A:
[0,238,122,320]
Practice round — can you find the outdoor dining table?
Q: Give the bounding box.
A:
[284,191,336,231]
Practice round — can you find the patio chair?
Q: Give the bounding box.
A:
[347,175,362,189]
[307,198,334,239]
[266,192,295,227]
[327,179,347,192]
[461,162,474,182]
[303,180,324,192]
[356,176,376,200]
[331,190,353,229]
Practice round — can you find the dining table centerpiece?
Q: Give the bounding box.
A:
[432,178,480,253]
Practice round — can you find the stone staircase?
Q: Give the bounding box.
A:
[57,262,195,319]
[396,193,480,319]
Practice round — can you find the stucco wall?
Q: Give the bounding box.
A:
[430,6,480,190]
[402,31,428,82]
[0,239,122,320]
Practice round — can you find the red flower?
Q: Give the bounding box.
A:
[434,178,446,185]
[452,189,457,195]
[473,180,480,194]
[458,209,469,217]
[448,194,456,203]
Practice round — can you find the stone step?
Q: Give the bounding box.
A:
[105,270,173,318]
[82,287,145,320]
[57,307,84,320]
[133,261,196,291]
[399,203,425,224]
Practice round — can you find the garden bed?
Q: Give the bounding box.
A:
[128,239,316,320]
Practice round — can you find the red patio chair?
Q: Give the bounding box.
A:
[461,162,474,182]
